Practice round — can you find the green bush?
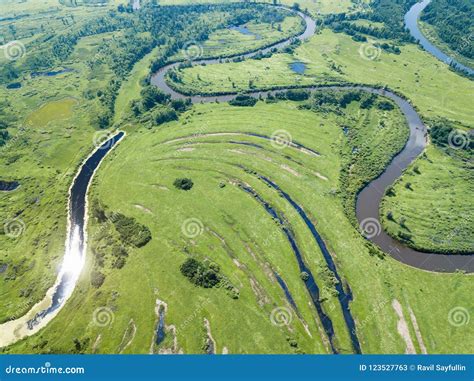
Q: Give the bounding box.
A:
[91,271,105,288]
[113,213,152,248]
[180,258,221,288]
[173,178,194,190]
[229,94,257,107]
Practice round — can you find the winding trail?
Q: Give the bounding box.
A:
[151,6,474,273]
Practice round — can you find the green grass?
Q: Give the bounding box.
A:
[5,101,473,354]
[170,15,303,61]
[381,145,474,254]
[167,28,474,126]
[0,12,118,323]
[25,98,78,128]
[159,0,368,16]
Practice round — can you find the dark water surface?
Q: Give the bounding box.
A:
[27,132,125,329]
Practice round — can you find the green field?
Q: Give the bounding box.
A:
[381,145,474,254]
[1,0,473,356]
[170,15,304,61]
[166,29,474,125]
[5,100,472,354]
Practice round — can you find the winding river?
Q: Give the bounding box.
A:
[0,132,124,348]
[151,6,474,273]
[2,2,472,349]
[404,0,473,76]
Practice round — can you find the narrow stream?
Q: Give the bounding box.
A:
[256,175,361,354]
[239,183,338,354]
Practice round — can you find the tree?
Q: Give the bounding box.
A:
[173,178,194,190]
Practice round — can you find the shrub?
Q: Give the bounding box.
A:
[398,231,412,242]
[285,89,310,101]
[91,271,105,288]
[113,213,152,247]
[229,94,257,107]
[377,100,395,110]
[154,108,178,125]
[173,177,193,190]
[180,258,221,288]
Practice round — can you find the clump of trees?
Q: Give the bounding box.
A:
[173,178,194,190]
[325,0,416,42]
[131,86,191,126]
[180,258,221,288]
[421,0,473,60]
[113,213,152,247]
[229,94,257,107]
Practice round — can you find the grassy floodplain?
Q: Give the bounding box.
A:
[165,27,474,255]
[159,0,368,16]
[381,145,474,254]
[1,0,473,356]
[170,15,304,61]
[0,52,114,323]
[1,0,307,326]
[166,29,474,125]
[4,99,473,354]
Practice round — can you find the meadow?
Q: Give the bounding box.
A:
[5,98,473,354]
[381,145,473,254]
[1,0,472,356]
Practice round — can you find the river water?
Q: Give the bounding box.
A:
[404,0,473,75]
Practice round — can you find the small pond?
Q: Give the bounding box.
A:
[229,25,262,40]
[289,62,306,74]
[6,82,21,89]
[0,180,20,191]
